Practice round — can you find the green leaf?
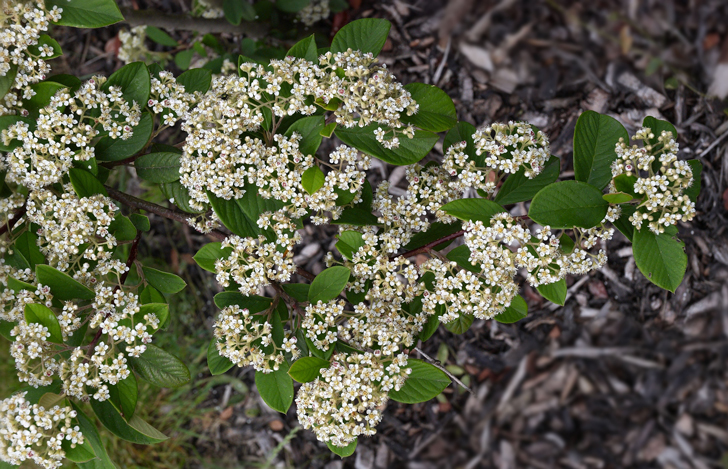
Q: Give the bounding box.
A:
[603,192,633,204]
[445,244,479,273]
[0,64,17,100]
[72,403,116,469]
[14,232,45,269]
[145,26,178,47]
[176,68,212,94]
[174,50,193,70]
[208,338,235,375]
[537,279,567,306]
[643,116,677,143]
[25,81,67,120]
[207,184,284,238]
[224,0,257,24]
[301,165,325,195]
[328,439,357,457]
[0,320,13,341]
[131,213,150,232]
[109,214,138,242]
[330,18,391,57]
[443,314,474,334]
[7,276,36,294]
[320,122,337,137]
[30,35,63,60]
[138,303,169,333]
[160,180,203,214]
[255,364,294,414]
[94,112,153,162]
[214,292,272,311]
[684,159,702,203]
[614,174,638,198]
[613,203,636,241]
[63,437,96,463]
[36,264,95,301]
[443,121,477,161]
[108,373,138,420]
[440,198,505,223]
[308,266,350,303]
[142,266,186,294]
[135,152,181,183]
[284,115,324,156]
[276,0,311,12]
[493,295,528,323]
[104,62,151,107]
[69,168,107,198]
[389,359,450,404]
[573,111,629,190]
[90,398,168,444]
[336,231,365,260]
[46,0,124,28]
[401,83,456,132]
[129,344,191,388]
[633,228,687,292]
[528,180,609,229]
[194,242,233,273]
[288,357,330,383]
[140,286,165,305]
[287,34,318,62]
[335,125,438,166]
[24,304,63,344]
[281,284,309,302]
[495,156,560,205]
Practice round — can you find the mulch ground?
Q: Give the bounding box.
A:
[50,0,728,467]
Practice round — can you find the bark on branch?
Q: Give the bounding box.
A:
[119,7,268,38]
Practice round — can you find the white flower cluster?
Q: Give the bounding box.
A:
[26,187,119,274]
[1,76,142,190]
[192,0,225,19]
[0,0,63,116]
[213,304,300,372]
[0,392,83,468]
[308,145,370,224]
[298,0,331,26]
[149,70,194,127]
[610,127,695,234]
[215,212,300,295]
[373,164,462,253]
[118,26,148,64]
[296,353,410,447]
[180,52,416,210]
[470,121,550,178]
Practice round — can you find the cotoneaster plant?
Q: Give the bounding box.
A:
[0,0,702,465]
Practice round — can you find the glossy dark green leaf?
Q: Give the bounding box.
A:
[528,181,608,229]
[308,266,350,303]
[255,364,294,414]
[288,357,330,383]
[36,264,95,301]
[389,359,450,404]
[129,344,191,388]
[142,266,186,294]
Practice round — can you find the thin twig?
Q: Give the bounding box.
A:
[119,7,268,38]
[0,205,26,236]
[391,230,465,260]
[414,346,473,394]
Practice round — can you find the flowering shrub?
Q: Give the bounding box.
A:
[0,0,702,465]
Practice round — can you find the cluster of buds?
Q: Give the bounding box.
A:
[610,127,696,234]
[298,0,331,26]
[0,392,84,468]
